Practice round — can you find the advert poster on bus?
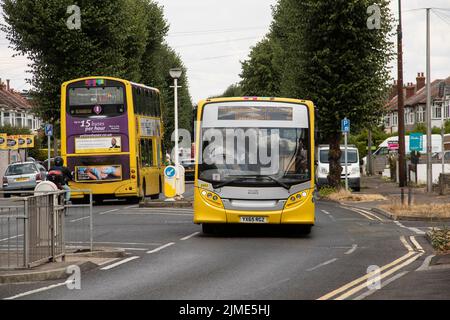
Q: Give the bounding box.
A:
[75,136,122,154]
[0,133,6,149]
[7,136,18,150]
[75,165,122,182]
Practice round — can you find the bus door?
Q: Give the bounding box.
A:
[140,138,159,195]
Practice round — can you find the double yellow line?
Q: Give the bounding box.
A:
[318,236,423,300]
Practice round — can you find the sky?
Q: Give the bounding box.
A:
[1,0,450,103]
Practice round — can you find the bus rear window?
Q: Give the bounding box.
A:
[68,86,126,117]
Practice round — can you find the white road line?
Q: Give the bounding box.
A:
[394,221,426,235]
[321,210,330,215]
[409,236,424,252]
[180,232,200,241]
[124,205,139,209]
[0,234,23,242]
[341,206,375,221]
[355,208,384,221]
[66,241,162,246]
[113,212,193,216]
[99,209,119,215]
[4,281,71,300]
[307,258,338,272]
[345,244,358,255]
[146,242,175,254]
[416,254,435,271]
[69,216,90,223]
[100,256,140,270]
[400,236,414,252]
[353,271,409,300]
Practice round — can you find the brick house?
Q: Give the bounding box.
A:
[384,72,450,134]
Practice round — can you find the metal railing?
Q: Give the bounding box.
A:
[0,189,93,269]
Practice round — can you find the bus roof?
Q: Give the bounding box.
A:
[198,96,314,106]
[62,76,160,93]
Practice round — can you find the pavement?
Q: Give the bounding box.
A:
[0,183,449,300]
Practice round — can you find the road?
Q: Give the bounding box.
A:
[0,184,449,300]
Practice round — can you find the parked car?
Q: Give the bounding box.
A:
[2,162,47,197]
[315,144,361,191]
[181,158,195,181]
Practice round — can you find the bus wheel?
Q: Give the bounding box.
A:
[297,225,312,235]
[127,197,140,204]
[150,193,159,200]
[202,224,215,235]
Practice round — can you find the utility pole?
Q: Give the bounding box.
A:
[397,0,406,187]
[426,8,433,193]
[367,129,373,176]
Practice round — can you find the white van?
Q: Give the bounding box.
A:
[316,145,361,191]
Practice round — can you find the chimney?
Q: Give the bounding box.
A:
[406,82,415,99]
[390,80,398,99]
[416,72,425,91]
[6,79,10,91]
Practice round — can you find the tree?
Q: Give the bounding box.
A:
[210,83,243,98]
[257,0,394,188]
[240,38,281,96]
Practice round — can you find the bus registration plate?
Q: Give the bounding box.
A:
[240,216,268,224]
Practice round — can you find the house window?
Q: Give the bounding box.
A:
[384,114,391,127]
[416,106,425,123]
[392,112,398,126]
[405,108,414,125]
[3,112,11,125]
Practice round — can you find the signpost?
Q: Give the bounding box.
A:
[341,118,350,191]
[45,124,53,169]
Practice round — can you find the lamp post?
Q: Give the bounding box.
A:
[169,68,183,198]
[169,68,182,169]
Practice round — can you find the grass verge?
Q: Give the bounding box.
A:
[319,187,386,202]
[379,202,450,218]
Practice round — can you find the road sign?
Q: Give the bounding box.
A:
[45,124,53,137]
[164,166,176,179]
[341,118,350,133]
[410,133,423,152]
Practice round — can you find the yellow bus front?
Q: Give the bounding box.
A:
[193,97,315,232]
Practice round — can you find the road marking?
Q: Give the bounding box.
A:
[354,208,384,221]
[112,211,193,216]
[400,236,414,252]
[317,250,416,300]
[0,234,23,242]
[353,271,409,300]
[124,205,139,209]
[69,216,89,223]
[307,258,338,272]
[341,206,375,220]
[99,209,119,215]
[345,244,358,255]
[321,210,330,215]
[416,254,435,271]
[334,253,422,300]
[394,221,426,235]
[147,242,175,254]
[4,281,71,300]
[409,236,424,252]
[100,256,140,270]
[66,241,162,246]
[180,232,200,241]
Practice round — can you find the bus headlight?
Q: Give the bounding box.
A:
[199,189,224,208]
[284,190,310,209]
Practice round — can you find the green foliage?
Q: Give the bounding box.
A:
[0,125,31,135]
[412,123,427,134]
[429,227,450,252]
[210,83,243,98]
[318,186,337,198]
[348,127,390,158]
[1,0,192,153]
[240,0,394,188]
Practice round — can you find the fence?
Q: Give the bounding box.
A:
[0,190,93,270]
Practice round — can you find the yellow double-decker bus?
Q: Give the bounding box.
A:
[194,97,315,234]
[61,76,163,203]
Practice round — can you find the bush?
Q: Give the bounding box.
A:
[318,186,337,198]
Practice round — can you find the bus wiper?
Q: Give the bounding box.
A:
[213,175,290,190]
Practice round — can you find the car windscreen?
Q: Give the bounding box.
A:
[319,150,358,164]
[6,163,37,175]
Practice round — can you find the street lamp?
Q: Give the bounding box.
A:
[169,68,182,169]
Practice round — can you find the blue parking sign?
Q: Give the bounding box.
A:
[341,118,350,133]
[45,124,53,137]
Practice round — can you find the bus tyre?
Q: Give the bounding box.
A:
[299,225,312,235]
[202,224,215,235]
[150,193,159,200]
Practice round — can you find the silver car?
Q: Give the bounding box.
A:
[2,162,46,197]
